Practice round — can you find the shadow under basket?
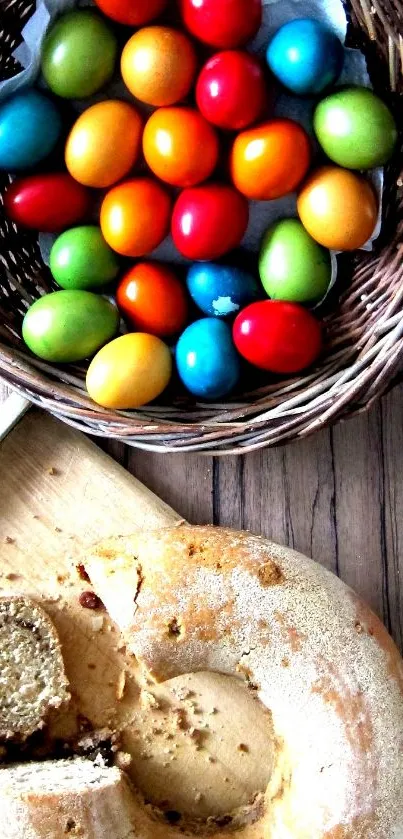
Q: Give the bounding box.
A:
[1,0,402,455]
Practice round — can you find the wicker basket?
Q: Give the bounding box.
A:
[0,0,402,455]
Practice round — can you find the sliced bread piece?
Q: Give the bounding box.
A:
[0,596,70,741]
[0,757,139,839]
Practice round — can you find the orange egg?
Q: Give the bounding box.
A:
[100,178,172,257]
[65,100,143,189]
[297,166,379,251]
[121,26,197,107]
[143,106,219,188]
[230,119,311,200]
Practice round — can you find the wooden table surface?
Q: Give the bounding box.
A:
[1,383,402,654]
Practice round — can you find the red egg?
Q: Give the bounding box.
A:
[180,0,262,49]
[94,0,168,26]
[172,183,249,261]
[116,262,189,337]
[4,173,91,232]
[233,301,323,373]
[196,51,269,131]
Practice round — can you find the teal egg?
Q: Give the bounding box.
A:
[176,319,240,399]
[266,18,344,96]
[314,87,398,170]
[259,219,332,304]
[23,290,119,362]
[0,89,62,171]
[50,226,120,290]
[187,263,259,317]
[41,10,117,99]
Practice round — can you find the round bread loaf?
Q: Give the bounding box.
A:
[82,525,403,839]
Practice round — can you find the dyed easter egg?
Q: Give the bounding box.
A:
[116,263,189,337]
[297,166,378,251]
[172,184,249,261]
[233,300,322,373]
[65,101,143,189]
[259,219,332,304]
[187,263,259,317]
[4,173,91,233]
[176,319,240,399]
[22,290,119,363]
[196,51,269,131]
[41,10,117,99]
[230,119,311,201]
[86,333,172,409]
[180,0,262,49]
[143,107,219,188]
[314,87,398,170]
[0,89,61,171]
[50,227,120,291]
[94,0,168,26]
[121,27,197,107]
[100,178,171,257]
[266,18,344,96]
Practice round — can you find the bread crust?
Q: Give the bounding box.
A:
[82,525,403,839]
[0,759,139,839]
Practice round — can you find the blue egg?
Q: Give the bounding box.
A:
[0,89,62,171]
[187,263,259,318]
[266,18,344,96]
[176,319,240,400]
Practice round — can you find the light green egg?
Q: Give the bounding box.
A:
[50,226,120,290]
[23,290,119,363]
[259,219,332,304]
[41,10,117,99]
[314,86,397,170]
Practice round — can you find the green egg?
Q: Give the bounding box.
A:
[22,290,119,363]
[314,86,398,170]
[50,226,120,291]
[41,10,117,99]
[259,219,332,304]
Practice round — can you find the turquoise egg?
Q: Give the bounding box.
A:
[0,89,62,171]
[266,18,344,96]
[176,319,240,399]
[187,263,259,317]
[23,290,119,362]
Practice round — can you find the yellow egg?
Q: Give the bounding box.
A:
[65,100,143,188]
[86,333,172,409]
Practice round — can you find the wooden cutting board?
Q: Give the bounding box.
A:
[0,407,272,819]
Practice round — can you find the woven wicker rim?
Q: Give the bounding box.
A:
[1,0,402,455]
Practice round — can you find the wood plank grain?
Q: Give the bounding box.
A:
[0,381,10,401]
[382,387,403,651]
[331,407,386,622]
[215,430,338,575]
[127,449,214,525]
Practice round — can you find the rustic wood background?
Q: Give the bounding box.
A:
[1,382,402,654]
